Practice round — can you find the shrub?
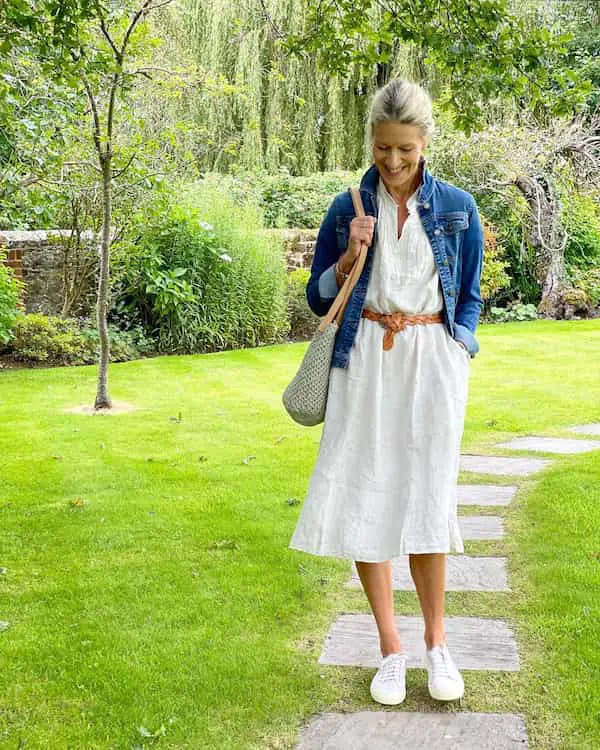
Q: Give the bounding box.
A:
[111,180,289,354]
[480,222,511,306]
[561,189,600,268]
[204,169,362,229]
[285,268,320,340]
[9,313,95,364]
[569,266,600,308]
[0,246,24,347]
[6,313,156,366]
[485,302,538,323]
[79,321,157,362]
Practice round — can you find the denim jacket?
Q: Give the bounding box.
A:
[306,155,484,368]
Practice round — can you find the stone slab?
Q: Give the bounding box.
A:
[295,711,528,749]
[458,484,517,506]
[459,516,504,540]
[568,423,600,436]
[460,454,551,476]
[318,615,520,671]
[496,436,600,454]
[348,556,509,591]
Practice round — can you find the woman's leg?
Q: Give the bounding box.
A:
[408,553,447,649]
[355,560,403,657]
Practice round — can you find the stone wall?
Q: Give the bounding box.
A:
[0,228,317,316]
[0,230,98,316]
[278,228,318,272]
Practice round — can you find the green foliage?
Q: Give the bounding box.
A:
[562,190,600,268]
[568,266,600,308]
[0,248,23,345]
[80,320,157,362]
[111,180,289,353]
[0,2,98,228]
[428,119,542,306]
[285,0,593,135]
[208,169,362,229]
[6,312,155,365]
[553,0,600,114]
[486,302,538,323]
[479,223,511,305]
[285,268,320,340]
[9,313,95,364]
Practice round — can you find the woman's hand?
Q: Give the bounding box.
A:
[338,216,377,274]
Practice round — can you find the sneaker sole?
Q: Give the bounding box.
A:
[428,683,464,701]
[370,687,407,705]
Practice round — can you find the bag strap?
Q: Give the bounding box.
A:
[317,187,369,332]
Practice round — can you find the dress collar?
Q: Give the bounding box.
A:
[377,177,420,213]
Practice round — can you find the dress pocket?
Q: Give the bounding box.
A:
[449,335,470,363]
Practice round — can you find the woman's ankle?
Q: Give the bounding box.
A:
[380,636,404,657]
[424,632,447,650]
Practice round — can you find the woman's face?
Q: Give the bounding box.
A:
[371,120,427,192]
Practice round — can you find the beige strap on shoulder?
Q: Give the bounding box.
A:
[317,188,369,332]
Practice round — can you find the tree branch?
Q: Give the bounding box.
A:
[111,152,137,179]
[100,17,122,62]
[82,76,104,159]
[120,0,155,59]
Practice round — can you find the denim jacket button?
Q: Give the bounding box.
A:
[449,289,455,296]
[434,228,441,236]
[443,258,449,265]
[423,202,430,209]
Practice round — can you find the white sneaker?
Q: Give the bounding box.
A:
[370,651,407,705]
[425,642,464,701]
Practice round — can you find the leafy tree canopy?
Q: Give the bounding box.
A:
[283,0,594,134]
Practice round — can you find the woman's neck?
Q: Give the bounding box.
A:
[380,161,423,205]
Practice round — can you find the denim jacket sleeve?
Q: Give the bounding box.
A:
[454,197,484,355]
[306,195,342,317]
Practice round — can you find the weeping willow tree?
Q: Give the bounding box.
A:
[180,0,427,174]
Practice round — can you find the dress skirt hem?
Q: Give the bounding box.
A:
[288,515,465,563]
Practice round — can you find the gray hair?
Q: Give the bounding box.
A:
[365,78,436,153]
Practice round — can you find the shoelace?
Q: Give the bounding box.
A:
[378,653,405,682]
[428,645,454,679]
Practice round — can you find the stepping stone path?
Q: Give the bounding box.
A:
[318,615,520,671]
[459,515,504,539]
[496,436,600,454]
[457,484,517,506]
[460,453,550,476]
[568,423,600,436]
[295,712,528,750]
[294,430,600,748]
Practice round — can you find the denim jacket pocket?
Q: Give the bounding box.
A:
[436,212,469,234]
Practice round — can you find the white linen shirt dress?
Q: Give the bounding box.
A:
[288,178,471,562]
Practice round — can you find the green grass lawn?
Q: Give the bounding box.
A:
[0,318,599,749]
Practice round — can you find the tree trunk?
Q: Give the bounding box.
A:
[94,156,112,409]
[514,173,570,318]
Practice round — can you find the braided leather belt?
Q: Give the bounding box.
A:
[362,307,444,351]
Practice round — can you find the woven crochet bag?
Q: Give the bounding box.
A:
[282,187,369,426]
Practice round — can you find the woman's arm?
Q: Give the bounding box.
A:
[454,196,484,355]
[306,196,343,317]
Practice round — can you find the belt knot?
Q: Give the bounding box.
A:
[362,307,443,350]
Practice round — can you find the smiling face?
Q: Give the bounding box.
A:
[371,120,428,196]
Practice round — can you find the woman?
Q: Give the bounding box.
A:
[288,78,484,706]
